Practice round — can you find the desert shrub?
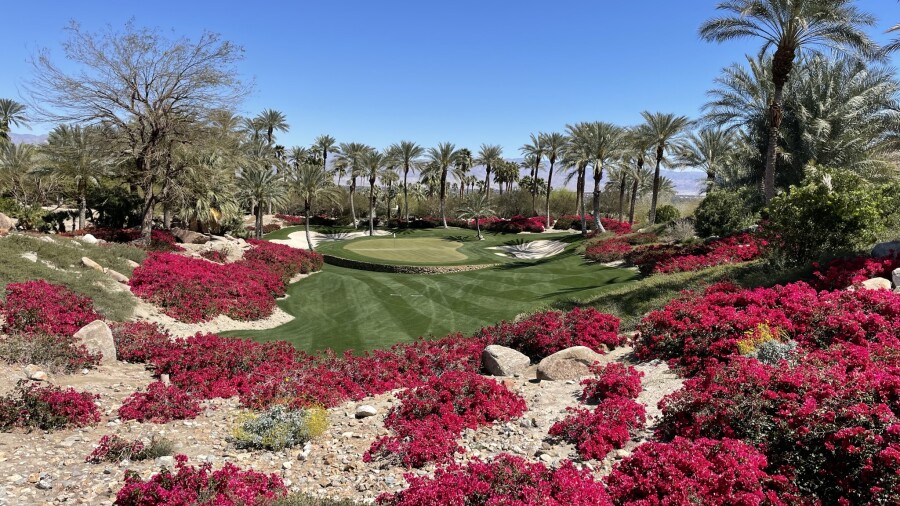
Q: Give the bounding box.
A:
[115,455,286,506]
[665,218,696,242]
[623,232,658,245]
[693,190,752,238]
[0,332,99,372]
[85,434,174,463]
[548,397,646,460]
[580,362,643,404]
[274,496,359,506]
[653,204,680,223]
[763,168,884,265]
[109,321,171,363]
[118,382,203,423]
[0,380,100,431]
[606,437,796,505]
[377,454,611,506]
[231,405,328,451]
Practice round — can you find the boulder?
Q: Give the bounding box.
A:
[81,257,104,272]
[172,228,209,245]
[482,345,531,376]
[872,240,900,259]
[859,277,893,291]
[24,364,47,381]
[0,213,13,233]
[355,405,378,418]
[73,320,117,365]
[125,259,141,269]
[536,346,605,381]
[79,234,99,245]
[106,269,129,284]
[893,268,900,288]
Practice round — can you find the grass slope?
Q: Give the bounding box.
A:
[344,237,467,263]
[223,243,638,353]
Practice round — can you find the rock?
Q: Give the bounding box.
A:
[482,345,531,376]
[20,252,37,263]
[36,474,52,490]
[79,234,100,244]
[81,257,104,272]
[106,269,129,284]
[872,240,900,259]
[355,405,378,418]
[125,259,141,269]
[172,228,209,245]
[157,456,175,468]
[0,212,14,233]
[893,268,900,288]
[859,277,893,291]
[536,346,605,381]
[24,365,47,381]
[73,320,117,364]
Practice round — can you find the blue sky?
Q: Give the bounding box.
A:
[1,0,898,154]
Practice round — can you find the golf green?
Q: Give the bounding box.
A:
[344,237,467,263]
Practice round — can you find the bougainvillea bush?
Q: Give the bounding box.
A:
[364,371,527,467]
[580,362,644,404]
[625,233,764,275]
[85,434,173,463]
[549,397,646,460]
[69,227,184,252]
[584,237,633,263]
[109,321,171,364]
[557,215,633,235]
[115,455,286,506]
[811,255,900,290]
[377,454,611,506]
[0,380,100,431]
[118,382,203,424]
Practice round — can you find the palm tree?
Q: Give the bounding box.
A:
[337,142,373,228]
[380,165,400,219]
[170,150,240,235]
[457,193,496,240]
[475,144,503,197]
[883,22,900,55]
[0,142,40,206]
[538,132,567,228]
[426,142,459,228]
[0,99,27,145]
[520,134,544,215]
[360,149,385,236]
[700,0,876,202]
[238,165,286,239]
[288,146,310,169]
[676,128,740,189]
[606,163,631,222]
[623,125,656,224]
[586,123,625,232]
[637,112,691,224]
[254,109,290,145]
[312,134,337,173]
[494,160,520,195]
[388,140,425,223]
[291,162,342,251]
[41,124,109,230]
[562,123,593,234]
[454,148,473,197]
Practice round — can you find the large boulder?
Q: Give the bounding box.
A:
[172,228,209,245]
[859,277,893,291]
[482,345,531,377]
[893,268,900,288]
[106,269,129,284]
[79,234,100,245]
[872,240,900,259]
[81,257,104,272]
[536,346,605,381]
[0,213,13,234]
[73,320,117,365]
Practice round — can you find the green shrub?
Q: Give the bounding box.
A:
[272,495,359,506]
[652,205,680,224]
[693,191,752,238]
[763,168,884,265]
[230,405,328,451]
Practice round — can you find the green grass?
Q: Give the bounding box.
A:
[0,234,146,321]
[272,495,358,506]
[223,231,638,353]
[343,237,468,263]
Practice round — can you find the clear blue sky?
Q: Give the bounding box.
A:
[1,1,897,154]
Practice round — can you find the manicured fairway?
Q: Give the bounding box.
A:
[223,239,639,353]
[344,237,467,263]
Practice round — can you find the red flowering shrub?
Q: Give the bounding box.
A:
[70,227,185,252]
[483,215,546,233]
[199,249,227,263]
[606,437,796,506]
[0,380,100,431]
[602,218,633,235]
[555,215,632,234]
[1,280,99,337]
[585,237,633,262]
[581,362,643,403]
[85,435,147,463]
[654,233,765,274]
[275,213,305,225]
[364,372,527,467]
[246,239,323,277]
[109,321,171,363]
[477,307,623,360]
[811,255,900,290]
[118,382,202,423]
[549,396,646,460]
[377,454,611,506]
[115,455,286,506]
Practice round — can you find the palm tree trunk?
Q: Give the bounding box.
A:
[368,179,375,236]
[592,167,605,233]
[78,188,87,231]
[648,147,664,225]
[440,169,448,228]
[256,205,264,239]
[629,178,639,224]
[476,217,482,240]
[578,167,587,236]
[349,178,357,228]
[617,176,627,221]
[764,84,785,203]
[403,166,410,224]
[304,201,314,252]
[484,165,491,198]
[545,161,554,225]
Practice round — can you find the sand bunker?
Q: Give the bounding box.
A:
[270,230,391,250]
[489,240,567,260]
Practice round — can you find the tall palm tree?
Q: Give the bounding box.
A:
[0,99,27,145]
[0,142,39,206]
[291,162,342,251]
[638,112,691,224]
[883,22,900,55]
[454,148,473,197]
[606,163,631,222]
[254,109,290,145]
[360,149,385,236]
[586,122,625,232]
[562,123,593,234]
[457,193,496,240]
[494,160,520,195]
[41,124,109,230]
[476,144,503,197]
[312,134,337,173]
[288,146,310,170]
[520,134,544,214]
[539,132,567,227]
[388,140,425,223]
[676,128,740,189]
[337,142,373,228]
[238,165,286,239]
[426,142,459,228]
[380,165,400,220]
[700,0,876,202]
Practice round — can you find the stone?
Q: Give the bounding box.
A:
[73,320,117,364]
[859,277,893,291]
[81,257,104,272]
[482,345,531,377]
[0,212,14,233]
[872,240,900,259]
[535,346,605,381]
[106,269,129,284]
[355,405,378,418]
[157,456,175,468]
[172,227,209,245]
[79,234,100,244]
[125,259,141,269]
[893,268,900,288]
[24,365,47,381]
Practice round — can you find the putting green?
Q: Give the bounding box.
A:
[343,237,467,263]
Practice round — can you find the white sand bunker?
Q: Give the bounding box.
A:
[271,230,391,250]
[489,240,567,260]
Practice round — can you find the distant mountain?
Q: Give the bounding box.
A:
[9,133,48,145]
